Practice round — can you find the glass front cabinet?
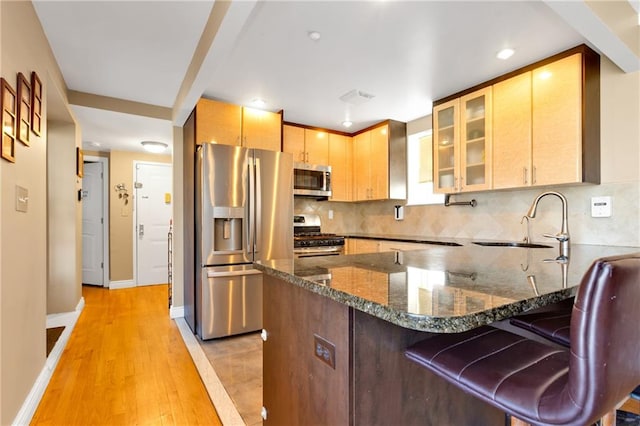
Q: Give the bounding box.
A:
[433,87,492,193]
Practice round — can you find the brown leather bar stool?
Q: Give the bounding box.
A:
[405,253,640,426]
[509,297,573,347]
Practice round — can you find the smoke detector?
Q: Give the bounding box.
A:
[339,89,375,105]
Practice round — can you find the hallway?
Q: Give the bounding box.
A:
[31,285,221,425]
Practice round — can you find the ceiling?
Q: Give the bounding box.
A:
[32,1,639,154]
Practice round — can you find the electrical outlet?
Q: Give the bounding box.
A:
[313,334,336,369]
[591,196,612,218]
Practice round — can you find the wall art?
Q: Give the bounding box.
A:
[1,78,17,163]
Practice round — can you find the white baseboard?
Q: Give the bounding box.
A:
[13,298,85,425]
[170,305,184,319]
[109,279,135,290]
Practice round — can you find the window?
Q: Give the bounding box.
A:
[407,130,444,205]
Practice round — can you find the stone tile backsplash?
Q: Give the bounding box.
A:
[295,181,640,247]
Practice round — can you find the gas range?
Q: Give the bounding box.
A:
[293,214,345,257]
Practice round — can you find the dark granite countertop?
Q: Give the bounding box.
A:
[255,243,639,333]
[343,233,465,246]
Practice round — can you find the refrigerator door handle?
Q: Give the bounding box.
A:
[206,269,262,278]
[247,160,254,255]
[254,157,261,254]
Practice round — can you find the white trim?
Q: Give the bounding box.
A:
[170,305,184,319]
[12,298,85,426]
[109,279,135,290]
[83,155,110,288]
[174,318,245,426]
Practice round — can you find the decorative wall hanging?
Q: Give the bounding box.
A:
[17,73,31,146]
[1,78,17,163]
[76,147,84,177]
[30,72,42,137]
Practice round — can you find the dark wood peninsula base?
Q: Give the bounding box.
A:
[263,274,504,425]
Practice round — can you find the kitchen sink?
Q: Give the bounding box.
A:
[472,241,553,249]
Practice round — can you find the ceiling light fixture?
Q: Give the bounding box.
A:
[141,141,168,153]
[496,48,515,60]
[308,31,321,41]
[251,98,266,107]
[342,120,353,128]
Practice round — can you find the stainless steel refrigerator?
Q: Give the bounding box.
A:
[192,143,293,339]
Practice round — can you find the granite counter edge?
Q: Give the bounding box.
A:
[254,262,576,333]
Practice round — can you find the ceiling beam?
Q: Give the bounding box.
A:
[543,0,639,73]
[68,90,172,121]
[171,0,259,127]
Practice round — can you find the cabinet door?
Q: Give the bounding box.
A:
[352,238,380,254]
[532,53,582,186]
[304,129,329,165]
[283,125,305,162]
[195,98,241,146]
[370,125,389,200]
[328,133,352,202]
[459,88,491,192]
[353,132,371,201]
[242,107,281,152]
[433,99,459,193]
[493,72,532,189]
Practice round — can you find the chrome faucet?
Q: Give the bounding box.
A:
[520,215,531,244]
[525,191,570,258]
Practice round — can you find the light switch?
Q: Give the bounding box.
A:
[591,196,612,218]
[16,185,28,212]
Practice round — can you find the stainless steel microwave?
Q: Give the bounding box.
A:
[293,163,331,199]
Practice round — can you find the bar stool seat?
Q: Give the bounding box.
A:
[509,297,573,347]
[405,253,640,426]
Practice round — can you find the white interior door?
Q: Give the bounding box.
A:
[135,163,172,286]
[82,161,104,286]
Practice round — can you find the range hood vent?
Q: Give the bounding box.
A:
[339,89,375,105]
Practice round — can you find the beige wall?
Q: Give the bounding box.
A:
[47,121,83,314]
[300,57,640,248]
[0,2,79,423]
[109,150,172,282]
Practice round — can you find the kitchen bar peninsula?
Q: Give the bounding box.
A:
[255,243,639,425]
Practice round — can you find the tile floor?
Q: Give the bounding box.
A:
[198,332,263,426]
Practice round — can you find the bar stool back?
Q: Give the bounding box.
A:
[405,253,640,426]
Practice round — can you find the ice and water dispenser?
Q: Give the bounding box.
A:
[212,207,244,253]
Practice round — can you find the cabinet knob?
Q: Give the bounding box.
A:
[261,329,268,342]
[261,406,268,420]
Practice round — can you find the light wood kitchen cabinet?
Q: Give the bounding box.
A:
[283,124,328,165]
[353,125,390,201]
[195,98,242,146]
[242,106,282,152]
[492,49,600,189]
[531,53,582,186]
[492,72,532,189]
[433,87,492,193]
[194,98,281,152]
[346,238,431,255]
[328,133,352,201]
[345,238,381,254]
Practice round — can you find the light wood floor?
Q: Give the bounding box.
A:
[31,285,221,426]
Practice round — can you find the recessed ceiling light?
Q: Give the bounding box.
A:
[496,48,515,60]
[342,120,353,128]
[141,141,168,153]
[308,31,321,41]
[251,98,266,107]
